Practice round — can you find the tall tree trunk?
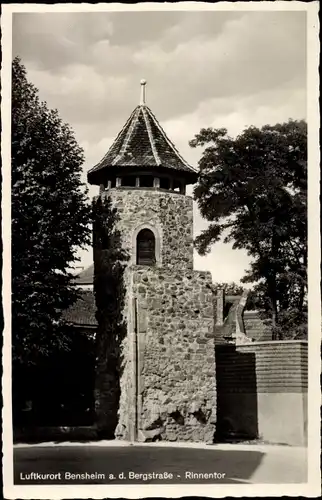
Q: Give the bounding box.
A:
[270,226,280,340]
[297,283,305,312]
[298,250,307,312]
[270,298,279,340]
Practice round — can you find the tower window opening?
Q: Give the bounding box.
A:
[140,175,154,188]
[160,178,170,190]
[136,229,156,266]
[122,175,136,187]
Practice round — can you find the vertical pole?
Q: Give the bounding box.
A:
[130,298,138,442]
[216,287,225,326]
[140,79,147,105]
[153,177,160,189]
[136,302,142,436]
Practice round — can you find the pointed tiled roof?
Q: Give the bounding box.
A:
[87,102,197,185]
[62,290,97,327]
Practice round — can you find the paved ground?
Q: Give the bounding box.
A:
[14,442,307,485]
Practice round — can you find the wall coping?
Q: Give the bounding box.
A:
[103,188,194,201]
[129,265,212,280]
[237,339,308,347]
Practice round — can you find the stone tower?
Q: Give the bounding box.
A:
[88,81,217,443]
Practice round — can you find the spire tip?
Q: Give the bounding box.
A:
[140,79,147,105]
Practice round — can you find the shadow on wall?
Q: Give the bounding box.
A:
[215,345,258,442]
[92,196,130,441]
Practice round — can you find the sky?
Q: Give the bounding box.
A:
[12,8,307,284]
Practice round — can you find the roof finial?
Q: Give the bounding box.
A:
[140,79,147,105]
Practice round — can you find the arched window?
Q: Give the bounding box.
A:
[136,229,156,266]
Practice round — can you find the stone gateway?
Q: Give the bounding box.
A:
[87,81,217,443]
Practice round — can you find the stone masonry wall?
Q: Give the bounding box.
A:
[105,188,194,270]
[119,266,217,443]
[99,187,217,443]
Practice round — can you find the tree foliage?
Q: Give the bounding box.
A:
[92,195,129,437]
[212,282,245,296]
[190,120,307,339]
[12,57,92,364]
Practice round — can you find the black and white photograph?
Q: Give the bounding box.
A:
[1,2,320,498]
